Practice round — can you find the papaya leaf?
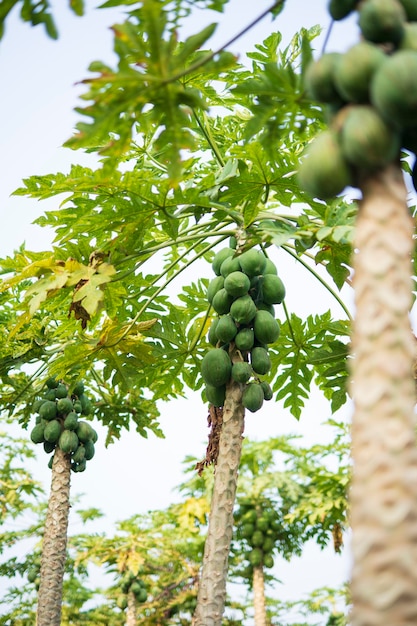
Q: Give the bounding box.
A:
[270,312,349,419]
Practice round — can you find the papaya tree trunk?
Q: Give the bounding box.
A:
[126,589,137,626]
[193,377,245,626]
[253,564,267,626]
[350,163,417,625]
[36,446,72,626]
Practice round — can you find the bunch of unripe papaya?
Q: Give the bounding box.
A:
[234,504,282,570]
[298,0,417,199]
[201,239,285,413]
[116,571,148,609]
[30,377,97,473]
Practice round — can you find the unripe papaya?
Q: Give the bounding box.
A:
[59,430,79,454]
[251,347,271,375]
[253,310,280,345]
[398,22,417,51]
[231,362,253,383]
[208,317,220,346]
[262,537,275,553]
[57,397,73,415]
[72,445,86,464]
[73,458,87,472]
[72,381,84,397]
[201,348,232,388]
[30,423,45,444]
[44,419,62,443]
[259,274,285,304]
[340,105,400,169]
[116,595,128,610]
[215,314,238,343]
[76,420,94,443]
[39,400,57,421]
[234,327,255,351]
[242,383,264,413]
[224,271,251,298]
[43,440,56,454]
[358,0,406,45]
[207,276,224,303]
[398,0,417,19]
[212,248,234,276]
[298,130,352,200]
[84,440,95,460]
[55,383,68,399]
[334,41,386,103]
[205,384,226,407]
[238,249,266,278]
[260,381,273,401]
[230,295,257,324]
[212,288,234,315]
[328,0,358,20]
[248,548,263,566]
[220,255,240,277]
[251,530,265,547]
[371,50,417,128]
[64,411,78,430]
[263,258,277,275]
[305,53,343,104]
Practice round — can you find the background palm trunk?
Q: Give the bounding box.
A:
[253,564,267,626]
[193,377,245,626]
[126,589,137,626]
[350,164,417,625]
[36,446,71,626]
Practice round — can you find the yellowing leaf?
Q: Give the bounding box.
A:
[25,272,69,316]
[0,255,59,293]
[97,317,158,348]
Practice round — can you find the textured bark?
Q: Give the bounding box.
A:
[350,163,417,626]
[253,564,267,626]
[37,446,72,626]
[126,589,137,626]
[193,378,245,626]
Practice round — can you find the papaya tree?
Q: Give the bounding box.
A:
[298,1,417,624]
[28,379,100,626]
[179,427,350,625]
[0,0,357,623]
[0,496,122,625]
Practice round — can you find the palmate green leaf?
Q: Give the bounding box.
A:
[315,243,352,291]
[64,1,226,182]
[215,142,300,227]
[270,315,313,419]
[270,312,349,419]
[232,27,322,144]
[256,218,298,247]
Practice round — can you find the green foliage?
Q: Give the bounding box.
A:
[0,0,85,40]
[64,3,235,181]
[269,312,350,418]
[1,1,354,439]
[0,431,43,527]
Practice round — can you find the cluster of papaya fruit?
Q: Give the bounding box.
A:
[116,572,148,609]
[201,240,285,413]
[30,378,97,473]
[298,0,417,199]
[235,505,282,570]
